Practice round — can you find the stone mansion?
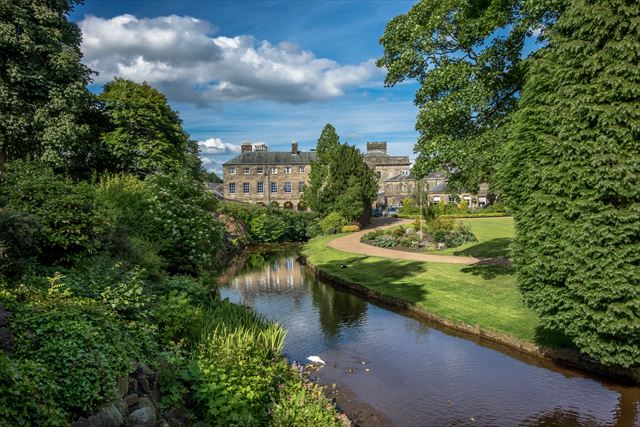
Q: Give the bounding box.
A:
[221,141,487,210]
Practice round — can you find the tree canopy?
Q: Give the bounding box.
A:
[304,124,377,224]
[98,79,193,177]
[501,0,640,367]
[377,0,562,192]
[0,0,103,175]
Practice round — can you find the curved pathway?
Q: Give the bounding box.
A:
[328,217,482,265]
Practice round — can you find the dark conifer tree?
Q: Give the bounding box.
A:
[501,0,640,366]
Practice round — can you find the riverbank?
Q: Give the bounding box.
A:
[303,234,640,383]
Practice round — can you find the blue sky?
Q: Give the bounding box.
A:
[70,0,420,174]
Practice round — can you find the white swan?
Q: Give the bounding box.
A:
[306,356,326,365]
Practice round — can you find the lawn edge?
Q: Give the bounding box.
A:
[300,248,640,384]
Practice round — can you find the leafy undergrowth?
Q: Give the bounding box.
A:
[160,300,342,427]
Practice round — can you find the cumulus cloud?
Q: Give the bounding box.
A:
[197,137,240,155]
[79,14,378,106]
[196,137,239,173]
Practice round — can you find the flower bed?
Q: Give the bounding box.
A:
[361,218,476,251]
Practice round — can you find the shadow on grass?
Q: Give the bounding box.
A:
[461,259,515,280]
[453,237,512,258]
[317,255,431,304]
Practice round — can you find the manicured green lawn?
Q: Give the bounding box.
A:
[427,216,515,258]
[304,234,542,343]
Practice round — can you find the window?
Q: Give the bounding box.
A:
[271,182,278,193]
[257,167,264,174]
[229,167,236,175]
[284,167,292,174]
[257,182,264,193]
[228,183,236,194]
[433,196,441,203]
[298,166,305,173]
[270,167,278,174]
[243,183,250,194]
[298,181,305,192]
[284,182,292,193]
[243,167,250,175]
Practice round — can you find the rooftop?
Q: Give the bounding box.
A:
[363,151,411,167]
[224,151,317,165]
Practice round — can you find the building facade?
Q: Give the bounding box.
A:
[222,141,315,210]
[382,170,489,209]
[363,142,412,207]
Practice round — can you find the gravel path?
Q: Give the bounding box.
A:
[328,218,482,265]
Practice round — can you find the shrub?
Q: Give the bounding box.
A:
[0,354,67,426]
[422,218,476,248]
[250,213,286,243]
[317,212,347,234]
[0,209,42,276]
[340,225,360,233]
[371,235,399,248]
[0,276,157,414]
[218,202,318,243]
[98,173,223,274]
[0,160,111,261]
[361,229,384,241]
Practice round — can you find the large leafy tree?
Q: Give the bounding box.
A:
[0,0,103,175]
[377,0,562,191]
[304,124,377,224]
[99,79,192,177]
[501,0,640,366]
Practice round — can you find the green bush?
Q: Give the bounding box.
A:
[317,212,347,234]
[0,161,111,261]
[422,218,476,248]
[0,209,42,276]
[98,173,223,274]
[371,235,399,248]
[219,202,317,243]
[250,213,286,243]
[0,277,157,414]
[340,225,360,233]
[0,354,67,427]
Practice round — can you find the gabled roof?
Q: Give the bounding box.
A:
[428,182,449,194]
[224,151,317,165]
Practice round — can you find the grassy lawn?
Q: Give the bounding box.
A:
[304,234,543,343]
[427,216,515,258]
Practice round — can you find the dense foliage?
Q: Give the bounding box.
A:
[218,201,318,244]
[0,0,104,176]
[304,124,377,224]
[501,0,640,366]
[377,0,564,191]
[98,79,195,177]
[0,161,110,262]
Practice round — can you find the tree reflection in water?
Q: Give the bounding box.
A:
[309,278,367,339]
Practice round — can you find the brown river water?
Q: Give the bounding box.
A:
[218,250,640,426]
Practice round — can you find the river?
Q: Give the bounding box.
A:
[218,249,640,426]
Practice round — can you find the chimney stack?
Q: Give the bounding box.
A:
[366,141,387,154]
[291,140,299,154]
[241,141,252,153]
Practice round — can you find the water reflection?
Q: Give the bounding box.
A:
[219,251,640,426]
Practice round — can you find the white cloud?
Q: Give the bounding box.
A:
[196,137,239,173]
[197,137,240,155]
[79,14,378,106]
